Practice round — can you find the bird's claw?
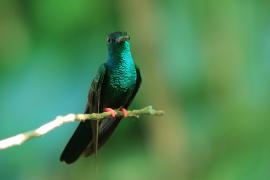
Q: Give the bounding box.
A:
[120,108,128,117]
[103,108,117,118]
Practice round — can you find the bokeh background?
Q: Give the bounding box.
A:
[0,0,270,179]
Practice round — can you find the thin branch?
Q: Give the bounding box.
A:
[0,106,164,150]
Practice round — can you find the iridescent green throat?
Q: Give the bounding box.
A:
[106,41,137,90]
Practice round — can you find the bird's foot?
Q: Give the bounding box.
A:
[120,108,128,117]
[103,108,117,118]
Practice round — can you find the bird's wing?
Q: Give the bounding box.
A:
[60,64,107,164]
[85,64,107,114]
[89,64,107,157]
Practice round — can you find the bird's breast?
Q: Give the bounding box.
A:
[108,62,137,91]
[101,63,137,108]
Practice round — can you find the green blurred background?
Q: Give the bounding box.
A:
[0,0,270,179]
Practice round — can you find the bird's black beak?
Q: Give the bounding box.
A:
[116,35,130,43]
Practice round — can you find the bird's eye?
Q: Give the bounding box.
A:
[107,38,111,43]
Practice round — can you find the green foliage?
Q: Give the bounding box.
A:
[0,0,269,179]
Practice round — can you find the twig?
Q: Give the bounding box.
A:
[0,106,164,150]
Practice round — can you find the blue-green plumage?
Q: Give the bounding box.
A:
[60,32,141,164]
[103,41,137,107]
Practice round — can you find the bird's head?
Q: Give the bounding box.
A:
[107,32,131,53]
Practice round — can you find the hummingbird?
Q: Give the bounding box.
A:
[60,32,141,164]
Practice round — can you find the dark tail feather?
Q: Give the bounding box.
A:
[60,121,93,164]
[84,117,121,156]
